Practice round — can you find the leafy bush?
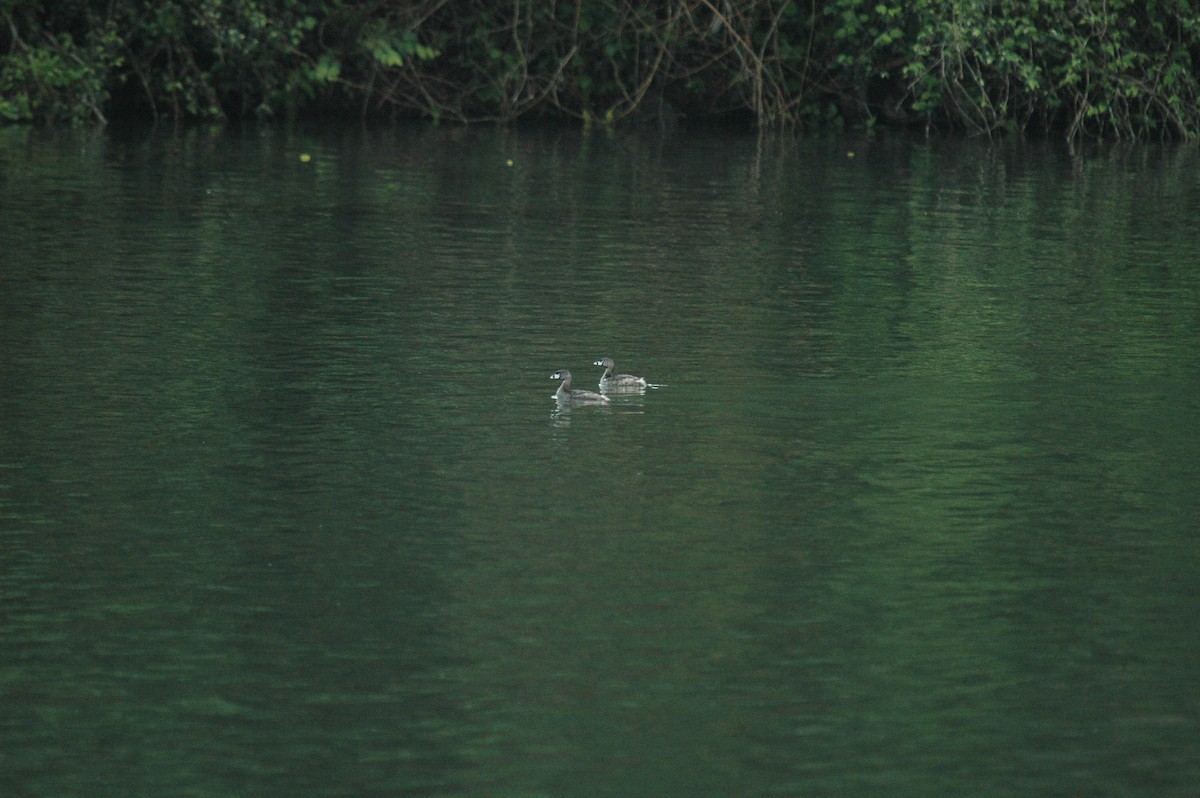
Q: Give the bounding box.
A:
[0,13,122,124]
[1,0,1197,138]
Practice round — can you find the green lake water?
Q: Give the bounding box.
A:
[1,125,1198,796]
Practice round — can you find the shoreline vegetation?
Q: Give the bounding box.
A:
[2,1,1198,140]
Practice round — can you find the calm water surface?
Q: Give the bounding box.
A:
[2,125,1199,797]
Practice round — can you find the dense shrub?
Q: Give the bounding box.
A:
[2,0,1198,139]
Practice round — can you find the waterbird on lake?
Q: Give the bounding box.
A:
[593,357,647,391]
[551,369,610,404]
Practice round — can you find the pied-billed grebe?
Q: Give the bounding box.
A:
[593,357,647,390]
[551,369,610,404]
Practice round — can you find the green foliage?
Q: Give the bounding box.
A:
[1,0,1197,138]
[898,0,1200,138]
[119,0,326,117]
[0,14,122,124]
